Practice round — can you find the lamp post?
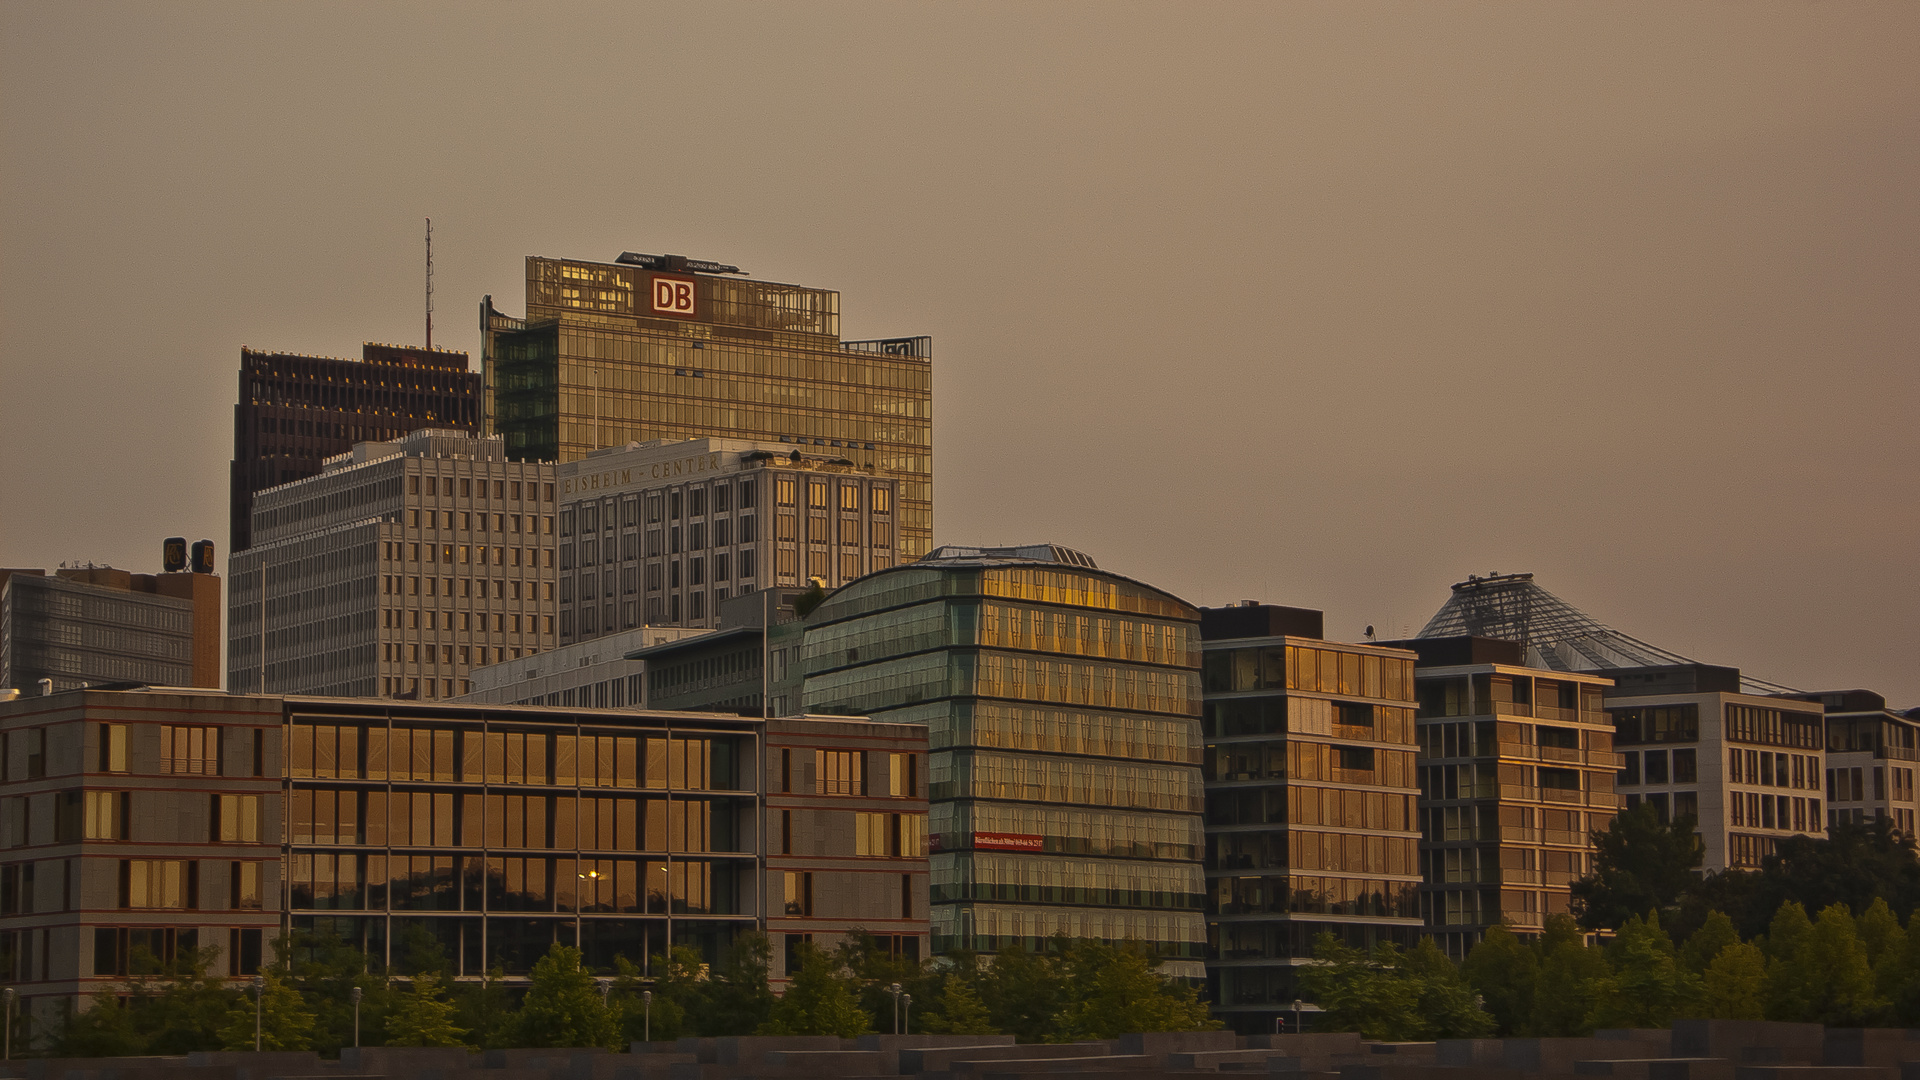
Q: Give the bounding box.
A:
[253,975,266,1051]
[1292,998,1303,1035]
[887,983,902,1035]
[642,989,653,1044]
[3,986,14,1061]
[350,986,363,1048]
[901,993,911,1035]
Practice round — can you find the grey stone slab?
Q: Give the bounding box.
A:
[857,1038,1016,1053]
[902,1046,1112,1074]
[1116,1033,1239,1057]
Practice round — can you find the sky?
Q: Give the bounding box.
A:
[2,3,1915,705]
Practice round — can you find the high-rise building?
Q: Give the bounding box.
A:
[1604,664,1827,872]
[230,344,481,553]
[557,438,899,635]
[798,544,1208,976]
[1384,636,1618,957]
[227,430,557,699]
[1198,603,1425,1032]
[0,686,926,1043]
[2,561,222,693]
[1777,689,1919,835]
[481,253,932,565]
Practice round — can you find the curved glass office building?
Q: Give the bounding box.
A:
[800,544,1206,975]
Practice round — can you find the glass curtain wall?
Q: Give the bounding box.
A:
[801,557,1207,976]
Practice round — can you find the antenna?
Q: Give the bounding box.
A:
[425,217,435,350]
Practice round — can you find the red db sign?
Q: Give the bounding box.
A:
[651,274,697,317]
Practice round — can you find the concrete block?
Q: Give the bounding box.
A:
[714,1037,847,1067]
[1166,1050,1296,1071]
[1730,1068,1897,1080]
[340,1047,476,1073]
[953,1056,1154,1076]
[761,1050,898,1075]
[1572,1059,1735,1080]
[857,1037,1016,1052]
[1672,1022,1825,1063]
[1243,1035,1365,1057]
[902,1045,1111,1074]
[1116,1032,1239,1057]
[1823,1031,1920,1068]
[1436,1039,1508,1068]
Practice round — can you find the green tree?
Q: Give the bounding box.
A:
[1767,902,1882,1024]
[1530,929,1610,1036]
[388,972,470,1047]
[449,964,517,1050]
[1587,912,1700,1030]
[978,942,1068,1044]
[1297,934,1492,1041]
[54,989,146,1057]
[831,933,941,1035]
[126,943,243,1054]
[1462,924,1539,1035]
[1858,896,1907,966]
[611,953,688,1045]
[276,927,395,1054]
[760,942,873,1037]
[1699,942,1767,1019]
[514,944,618,1049]
[218,972,316,1051]
[1571,803,1705,930]
[1678,910,1741,975]
[1053,940,1219,1039]
[696,932,776,1037]
[1734,820,1920,939]
[918,973,996,1035]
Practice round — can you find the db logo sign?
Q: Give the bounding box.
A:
[651,275,697,317]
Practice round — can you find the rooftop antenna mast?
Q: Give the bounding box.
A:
[425,217,435,350]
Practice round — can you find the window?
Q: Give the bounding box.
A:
[1337,747,1375,772]
[231,862,262,910]
[889,753,917,797]
[784,871,812,915]
[0,863,33,915]
[99,724,127,772]
[86,791,127,840]
[739,515,757,543]
[213,794,262,842]
[817,750,863,795]
[854,812,889,856]
[161,725,220,775]
[1619,750,1640,786]
[1644,750,1669,784]
[839,484,859,511]
[807,479,827,509]
[122,860,196,909]
[1539,767,1581,791]
[1673,748,1697,783]
[872,487,890,514]
[1674,790,1698,821]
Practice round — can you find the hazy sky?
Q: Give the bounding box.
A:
[2,3,1914,704]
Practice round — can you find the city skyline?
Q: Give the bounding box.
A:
[1,4,1914,704]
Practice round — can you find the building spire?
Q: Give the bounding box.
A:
[425,217,435,350]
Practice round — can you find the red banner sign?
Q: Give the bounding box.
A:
[973,832,1044,852]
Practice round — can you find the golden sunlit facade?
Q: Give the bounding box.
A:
[482,256,932,564]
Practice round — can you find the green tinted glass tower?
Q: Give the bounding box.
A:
[800,545,1207,975]
[482,253,932,565]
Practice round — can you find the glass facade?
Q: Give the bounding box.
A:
[1200,629,1426,1030]
[1,574,197,693]
[483,257,932,565]
[282,706,757,975]
[1413,665,1617,958]
[800,550,1206,975]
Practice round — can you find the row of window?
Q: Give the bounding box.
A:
[1205,647,1418,702]
[931,801,1202,862]
[408,474,552,504]
[289,852,737,915]
[286,723,745,790]
[401,510,547,535]
[291,788,740,852]
[392,543,552,569]
[1205,785,1417,834]
[1204,740,1418,787]
[1211,874,1420,918]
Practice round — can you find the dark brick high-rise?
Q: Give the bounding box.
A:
[229,343,481,551]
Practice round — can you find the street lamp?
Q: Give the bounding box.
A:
[253,975,266,1051]
[642,990,653,1044]
[887,983,902,1035]
[1292,998,1303,1035]
[350,986,363,1048]
[901,993,911,1035]
[3,986,14,1061]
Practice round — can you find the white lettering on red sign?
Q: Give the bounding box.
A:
[652,276,696,316]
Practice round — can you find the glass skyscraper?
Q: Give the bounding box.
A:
[799,545,1207,976]
[481,254,933,565]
